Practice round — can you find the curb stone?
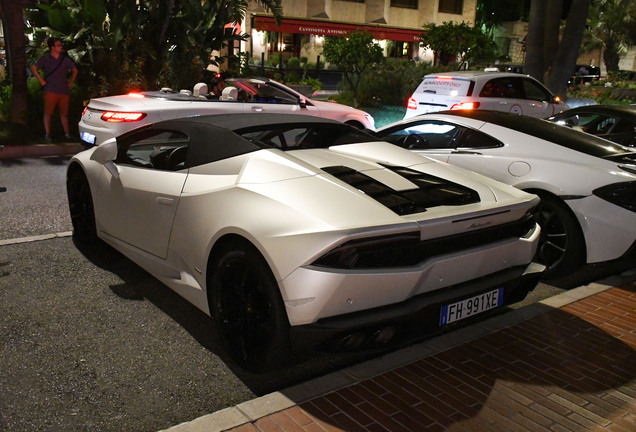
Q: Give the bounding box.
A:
[0,143,85,160]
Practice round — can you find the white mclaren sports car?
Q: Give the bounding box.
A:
[377,110,636,277]
[78,77,375,146]
[67,114,544,371]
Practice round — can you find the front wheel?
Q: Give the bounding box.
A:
[208,239,291,372]
[67,168,97,243]
[533,193,585,277]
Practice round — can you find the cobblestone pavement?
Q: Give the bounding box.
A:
[166,277,636,432]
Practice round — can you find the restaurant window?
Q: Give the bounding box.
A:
[438,0,463,14]
[387,41,414,59]
[391,0,418,9]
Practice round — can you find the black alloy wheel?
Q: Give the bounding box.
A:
[208,239,291,372]
[67,168,97,243]
[533,193,585,277]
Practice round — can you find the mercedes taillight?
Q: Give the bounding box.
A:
[101,112,147,122]
[450,101,480,110]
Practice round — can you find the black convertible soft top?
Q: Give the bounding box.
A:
[116,113,378,169]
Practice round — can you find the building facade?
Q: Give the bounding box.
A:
[242,0,477,66]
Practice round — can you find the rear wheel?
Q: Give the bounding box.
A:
[533,193,585,277]
[208,239,291,372]
[67,168,97,243]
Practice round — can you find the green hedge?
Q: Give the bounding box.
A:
[0,78,88,143]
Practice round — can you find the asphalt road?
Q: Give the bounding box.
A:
[0,157,386,431]
[0,156,632,431]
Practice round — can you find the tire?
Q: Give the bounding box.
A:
[67,168,97,243]
[208,239,291,372]
[532,193,585,277]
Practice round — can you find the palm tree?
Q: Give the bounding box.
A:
[2,0,284,141]
[581,0,636,74]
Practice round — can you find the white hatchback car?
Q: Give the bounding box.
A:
[404,71,569,119]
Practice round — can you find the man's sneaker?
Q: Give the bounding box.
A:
[44,135,52,143]
[64,134,74,141]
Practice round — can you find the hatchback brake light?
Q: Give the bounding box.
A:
[407,97,418,110]
[101,112,147,122]
[450,101,480,110]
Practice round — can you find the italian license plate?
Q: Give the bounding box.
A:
[440,288,504,326]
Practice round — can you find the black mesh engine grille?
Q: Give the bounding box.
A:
[322,165,480,216]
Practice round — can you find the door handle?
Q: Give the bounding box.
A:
[251,106,264,112]
[156,197,174,206]
[452,150,482,155]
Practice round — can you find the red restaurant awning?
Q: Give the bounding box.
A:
[253,15,423,43]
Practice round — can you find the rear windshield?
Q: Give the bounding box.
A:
[236,123,376,150]
[417,76,473,96]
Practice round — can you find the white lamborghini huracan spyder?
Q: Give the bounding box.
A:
[67,114,544,371]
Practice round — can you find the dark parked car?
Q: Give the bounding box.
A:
[548,104,636,147]
[568,65,601,86]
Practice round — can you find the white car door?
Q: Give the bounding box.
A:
[94,131,189,259]
[519,77,558,118]
[241,80,306,115]
[477,76,530,115]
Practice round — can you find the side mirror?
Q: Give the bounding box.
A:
[90,138,117,164]
[90,137,119,179]
[298,97,307,109]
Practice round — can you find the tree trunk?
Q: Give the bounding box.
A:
[546,0,591,98]
[525,0,548,81]
[603,35,621,72]
[526,0,591,99]
[0,0,29,142]
[543,0,563,75]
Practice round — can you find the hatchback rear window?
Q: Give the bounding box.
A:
[417,76,473,97]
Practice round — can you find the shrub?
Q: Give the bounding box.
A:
[355,60,452,107]
[0,77,87,142]
[567,80,636,104]
[287,57,301,71]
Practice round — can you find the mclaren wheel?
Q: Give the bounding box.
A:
[533,193,585,277]
[208,239,291,372]
[67,168,97,243]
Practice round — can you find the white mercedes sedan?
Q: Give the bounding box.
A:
[67,114,544,371]
[377,110,636,277]
[78,77,375,146]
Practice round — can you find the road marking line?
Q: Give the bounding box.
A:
[0,231,73,246]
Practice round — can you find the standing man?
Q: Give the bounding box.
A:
[31,37,78,142]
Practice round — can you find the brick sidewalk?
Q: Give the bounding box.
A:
[222,281,636,432]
